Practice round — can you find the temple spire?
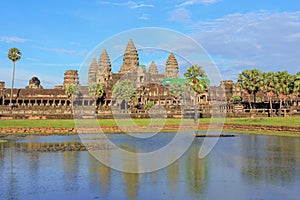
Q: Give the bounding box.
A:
[119,39,139,74]
[165,53,179,78]
[98,49,112,86]
[149,61,158,74]
[98,49,111,72]
[88,58,98,85]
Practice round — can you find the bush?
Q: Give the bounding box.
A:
[145,101,155,110]
[230,95,242,102]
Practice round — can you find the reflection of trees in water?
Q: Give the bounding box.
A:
[122,146,140,200]
[88,152,111,197]
[98,163,111,196]
[241,136,300,185]
[185,145,208,197]
[123,172,139,200]
[63,151,79,191]
[0,142,5,159]
[28,151,39,191]
[168,160,180,191]
[296,140,300,178]
[8,142,17,200]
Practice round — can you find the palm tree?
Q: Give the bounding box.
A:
[184,65,209,124]
[88,83,104,110]
[259,72,275,117]
[65,84,79,104]
[8,47,22,106]
[274,71,294,116]
[237,69,262,110]
[293,72,300,97]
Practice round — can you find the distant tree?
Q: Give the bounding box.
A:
[88,83,104,109]
[65,84,79,102]
[255,97,262,102]
[145,101,155,110]
[274,71,294,116]
[293,72,300,97]
[259,72,276,116]
[8,47,22,107]
[169,82,187,104]
[112,79,135,110]
[169,82,185,98]
[184,65,209,124]
[230,95,242,102]
[237,69,262,110]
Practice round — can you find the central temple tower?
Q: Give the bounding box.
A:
[119,39,139,74]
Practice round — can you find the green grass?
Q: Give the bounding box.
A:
[222,117,300,127]
[222,129,300,137]
[0,117,300,128]
[0,118,194,128]
[0,119,75,128]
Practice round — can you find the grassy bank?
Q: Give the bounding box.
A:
[0,117,300,136]
[0,117,299,128]
[223,117,300,127]
[220,129,300,137]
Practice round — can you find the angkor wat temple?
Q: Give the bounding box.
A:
[1,39,300,119]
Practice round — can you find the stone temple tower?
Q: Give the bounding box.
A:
[149,61,158,74]
[97,49,112,87]
[119,39,139,74]
[64,70,79,89]
[88,58,98,86]
[165,53,179,78]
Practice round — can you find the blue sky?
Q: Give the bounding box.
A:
[1,0,300,88]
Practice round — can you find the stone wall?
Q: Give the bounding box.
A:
[1,103,298,119]
[0,105,73,119]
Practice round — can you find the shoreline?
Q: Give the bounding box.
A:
[1,123,300,137]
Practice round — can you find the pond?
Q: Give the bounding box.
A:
[0,133,300,200]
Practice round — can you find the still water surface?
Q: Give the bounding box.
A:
[0,133,300,200]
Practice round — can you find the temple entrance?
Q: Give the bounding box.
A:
[120,100,128,110]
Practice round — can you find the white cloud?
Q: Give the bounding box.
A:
[25,57,40,62]
[168,8,192,24]
[139,14,149,20]
[0,36,30,43]
[98,1,153,22]
[29,63,81,67]
[0,66,65,88]
[177,0,219,7]
[33,46,86,57]
[98,1,154,9]
[70,41,81,46]
[187,11,300,79]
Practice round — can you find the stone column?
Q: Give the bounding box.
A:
[46,100,50,106]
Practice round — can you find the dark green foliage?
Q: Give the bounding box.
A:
[89,83,104,99]
[65,84,79,99]
[145,101,155,110]
[112,79,135,101]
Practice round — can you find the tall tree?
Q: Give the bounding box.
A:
[7,47,22,106]
[88,83,104,109]
[169,82,186,105]
[237,69,262,110]
[65,84,79,104]
[274,71,294,116]
[112,79,135,110]
[293,72,300,97]
[259,72,275,117]
[184,65,209,124]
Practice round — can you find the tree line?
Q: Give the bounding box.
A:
[238,69,300,114]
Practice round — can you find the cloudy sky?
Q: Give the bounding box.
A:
[0,0,300,88]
